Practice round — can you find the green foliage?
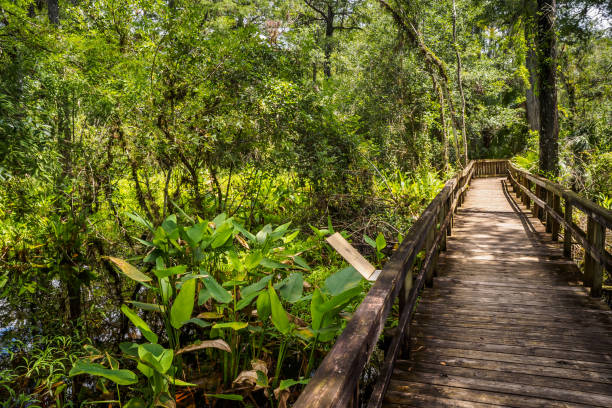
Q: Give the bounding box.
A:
[1,0,609,405]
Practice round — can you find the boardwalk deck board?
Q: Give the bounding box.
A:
[384,177,612,407]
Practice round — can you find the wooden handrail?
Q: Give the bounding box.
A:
[507,162,612,297]
[295,158,610,408]
[294,160,501,408]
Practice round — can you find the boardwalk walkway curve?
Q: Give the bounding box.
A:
[294,160,612,408]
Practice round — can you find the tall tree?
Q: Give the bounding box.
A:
[524,0,540,133]
[536,0,559,175]
[452,0,468,165]
[47,0,59,25]
[304,0,362,78]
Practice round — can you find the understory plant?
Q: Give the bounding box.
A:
[69,213,364,406]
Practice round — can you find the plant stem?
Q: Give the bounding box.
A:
[273,338,288,387]
[305,335,319,377]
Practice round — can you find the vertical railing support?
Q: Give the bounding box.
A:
[525,179,532,209]
[563,198,573,257]
[584,217,605,298]
[551,194,561,241]
[545,189,553,233]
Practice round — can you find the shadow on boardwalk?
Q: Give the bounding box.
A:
[384,177,612,408]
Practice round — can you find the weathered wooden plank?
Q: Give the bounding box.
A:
[384,393,505,408]
[386,381,597,408]
[410,337,612,365]
[389,371,612,406]
[395,360,612,396]
[411,327,612,355]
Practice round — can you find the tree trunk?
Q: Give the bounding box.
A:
[323,6,334,78]
[524,0,540,132]
[46,0,59,25]
[452,0,468,166]
[536,0,559,175]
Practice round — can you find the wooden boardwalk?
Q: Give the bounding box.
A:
[384,177,612,407]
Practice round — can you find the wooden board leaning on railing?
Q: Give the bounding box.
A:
[507,162,612,297]
[293,160,489,408]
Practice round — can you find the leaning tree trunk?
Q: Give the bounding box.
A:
[452,0,468,166]
[536,0,559,176]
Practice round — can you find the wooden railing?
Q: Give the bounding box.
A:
[473,159,508,177]
[507,162,612,297]
[294,160,482,408]
[295,158,612,407]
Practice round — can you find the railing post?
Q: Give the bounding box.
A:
[398,263,413,354]
[584,217,605,298]
[538,186,546,221]
[563,198,572,257]
[446,196,452,237]
[545,189,553,233]
[425,224,435,287]
[441,200,448,251]
[551,194,561,241]
[525,178,532,209]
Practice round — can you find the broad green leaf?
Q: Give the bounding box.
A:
[106,257,151,283]
[310,289,327,332]
[154,265,187,279]
[137,362,153,377]
[160,277,171,305]
[244,251,264,270]
[292,255,311,270]
[161,214,179,240]
[196,311,224,319]
[185,222,207,246]
[256,224,273,243]
[232,221,256,242]
[119,342,139,357]
[283,230,300,244]
[211,213,227,227]
[376,232,387,252]
[170,278,196,329]
[327,215,334,234]
[324,266,363,296]
[363,234,376,249]
[260,258,289,269]
[198,287,212,305]
[241,275,273,297]
[206,394,243,401]
[320,286,362,316]
[268,283,290,335]
[184,318,211,328]
[270,222,291,240]
[277,273,303,303]
[256,291,271,322]
[279,378,309,390]
[210,223,233,248]
[138,343,173,374]
[256,370,268,387]
[121,305,158,344]
[202,274,232,304]
[235,290,260,310]
[125,212,154,232]
[212,322,248,331]
[166,375,197,386]
[124,398,146,408]
[69,361,137,385]
[126,301,165,313]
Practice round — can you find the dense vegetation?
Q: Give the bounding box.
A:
[0,0,610,406]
